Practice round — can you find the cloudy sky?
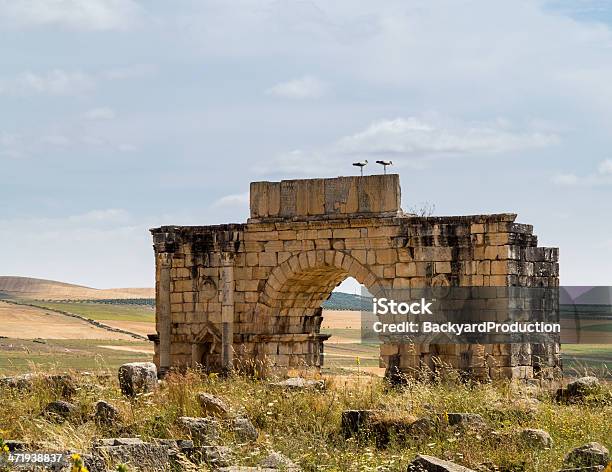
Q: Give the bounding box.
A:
[1,0,612,289]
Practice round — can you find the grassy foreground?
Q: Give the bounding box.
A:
[0,369,610,471]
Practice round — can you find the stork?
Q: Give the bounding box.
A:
[352,159,368,176]
[375,160,393,174]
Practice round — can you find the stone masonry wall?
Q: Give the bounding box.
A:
[151,175,560,380]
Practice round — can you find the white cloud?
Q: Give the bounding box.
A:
[67,208,130,224]
[552,159,612,186]
[212,192,250,208]
[0,131,23,159]
[266,76,327,99]
[0,69,95,96]
[551,173,579,186]
[42,135,71,146]
[0,0,141,31]
[103,64,158,80]
[259,116,559,176]
[84,107,116,120]
[335,118,557,157]
[598,158,612,174]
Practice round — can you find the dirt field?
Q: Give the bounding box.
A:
[97,344,154,354]
[0,301,136,340]
[321,309,362,329]
[102,320,155,337]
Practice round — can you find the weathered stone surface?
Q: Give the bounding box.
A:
[198,445,233,468]
[407,454,476,471]
[94,438,143,447]
[42,400,77,422]
[93,442,169,471]
[151,175,560,381]
[405,417,437,439]
[564,442,610,467]
[234,416,258,442]
[341,409,379,438]
[519,428,553,448]
[177,416,220,445]
[259,451,301,470]
[0,373,75,397]
[446,413,487,430]
[94,400,121,425]
[197,392,231,417]
[566,377,601,397]
[118,362,157,396]
[271,377,325,390]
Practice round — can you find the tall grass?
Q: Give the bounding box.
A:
[0,368,610,471]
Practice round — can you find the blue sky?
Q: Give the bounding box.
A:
[1,0,612,289]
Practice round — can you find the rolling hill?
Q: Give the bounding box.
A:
[0,276,154,300]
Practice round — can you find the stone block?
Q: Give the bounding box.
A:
[396,262,417,277]
[259,252,277,267]
[376,248,397,264]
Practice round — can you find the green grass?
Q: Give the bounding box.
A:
[580,322,612,332]
[0,369,610,471]
[0,338,151,375]
[29,301,155,322]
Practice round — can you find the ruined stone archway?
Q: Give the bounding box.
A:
[256,250,382,325]
[150,174,560,380]
[250,250,384,369]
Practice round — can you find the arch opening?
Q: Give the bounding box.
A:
[254,251,382,371]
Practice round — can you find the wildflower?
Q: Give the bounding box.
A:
[70,453,89,472]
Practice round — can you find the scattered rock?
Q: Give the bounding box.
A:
[567,377,601,396]
[93,442,169,471]
[0,373,75,397]
[234,416,258,442]
[0,373,36,389]
[202,445,233,468]
[557,377,601,402]
[519,428,553,449]
[369,416,419,448]
[270,377,325,390]
[47,374,77,398]
[94,400,121,425]
[407,454,476,471]
[341,409,380,438]
[564,442,610,468]
[197,392,231,417]
[405,417,437,440]
[259,451,301,470]
[42,400,77,422]
[446,413,488,430]
[118,362,158,396]
[94,438,144,447]
[177,416,220,445]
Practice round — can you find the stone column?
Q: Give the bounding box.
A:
[157,253,172,376]
[221,253,235,373]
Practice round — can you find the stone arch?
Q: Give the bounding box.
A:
[255,250,384,328]
[151,174,561,379]
[261,250,383,307]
